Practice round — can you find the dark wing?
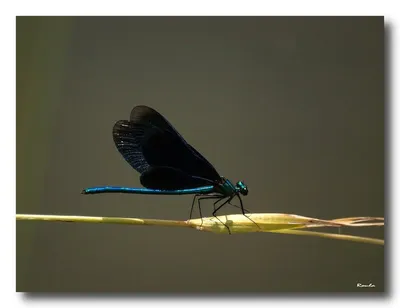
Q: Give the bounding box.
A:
[113,105,221,182]
[113,120,150,174]
[140,166,213,190]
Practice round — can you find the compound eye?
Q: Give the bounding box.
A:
[236,181,248,196]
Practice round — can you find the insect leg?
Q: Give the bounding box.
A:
[236,194,247,215]
[228,197,250,213]
[235,194,260,230]
[196,195,224,226]
[212,196,234,234]
[190,194,202,220]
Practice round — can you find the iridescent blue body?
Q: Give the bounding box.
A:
[83,177,246,197]
[82,105,249,232]
[83,185,215,195]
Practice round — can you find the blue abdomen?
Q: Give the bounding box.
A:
[82,185,215,195]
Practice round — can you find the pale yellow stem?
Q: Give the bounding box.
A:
[17,213,384,245]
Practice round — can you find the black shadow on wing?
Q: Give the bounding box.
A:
[140,166,214,190]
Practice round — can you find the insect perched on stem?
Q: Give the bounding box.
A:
[82,105,250,233]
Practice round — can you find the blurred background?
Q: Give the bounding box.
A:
[16,16,384,293]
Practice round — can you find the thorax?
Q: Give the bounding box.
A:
[214,177,237,196]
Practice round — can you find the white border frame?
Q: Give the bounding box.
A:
[4,1,396,307]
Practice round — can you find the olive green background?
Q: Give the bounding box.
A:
[17,16,384,293]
